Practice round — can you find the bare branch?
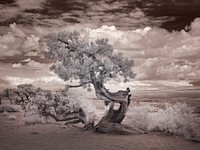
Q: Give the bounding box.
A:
[48,113,79,122]
[67,81,92,88]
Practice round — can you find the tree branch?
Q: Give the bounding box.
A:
[49,113,79,122]
[95,83,129,104]
[58,39,105,69]
[67,81,92,88]
[64,119,82,125]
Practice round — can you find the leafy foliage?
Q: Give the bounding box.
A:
[46,31,135,86]
[10,84,82,123]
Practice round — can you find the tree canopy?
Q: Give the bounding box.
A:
[46,31,135,88]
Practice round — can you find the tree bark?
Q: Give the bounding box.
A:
[46,67,144,134]
[93,82,145,134]
[49,113,80,122]
[47,108,94,129]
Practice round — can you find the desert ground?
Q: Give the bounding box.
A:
[1,113,200,150]
[1,96,200,150]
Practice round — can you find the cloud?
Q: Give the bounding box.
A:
[189,18,200,36]
[16,0,46,10]
[0,58,65,90]
[0,6,20,22]
[1,16,200,91]
[89,1,128,11]
[12,63,22,68]
[21,58,31,62]
[25,59,50,68]
[4,18,199,82]
[0,23,40,58]
[4,75,65,89]
[0,77,12,91]
[53,1,151,30]
[83,18,200,80]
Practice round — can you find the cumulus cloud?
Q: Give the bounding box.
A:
[187,18,200,36]
[12,63,22,68]
[0,23,40,58]
[4,75,65,90]
[1,16,200,90]
[0,58,65,90]
[11,59,50,69]
[21,58,31,62]
[82,18,200,80]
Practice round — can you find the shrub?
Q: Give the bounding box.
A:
[125,103,200,139]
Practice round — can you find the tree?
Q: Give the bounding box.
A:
[12,84,89,125]
[35,87,87,126]
[2,88,15,104]
[14,84,37,110]
[46,31,145,134]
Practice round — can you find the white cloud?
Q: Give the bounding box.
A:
[0,32,22,57]
[2,74,66,91]
[4,76,34,86]
[0,59,53,89]
[189,18,200,36]
[129,8,146,19]
[0,23,40,58]
[1,59,65,90]
[82,18,200,80]
[16,0,46,10]
[25,60,50,68]
[4,19,198,82]
[21,58,31,62]
[1,17,200,90]
[134,58,162,80]
[12,63,22,68]
[10,23,26,38]
[22,35,40,51]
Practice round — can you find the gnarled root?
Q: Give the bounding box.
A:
[64,118,82,125]
[81,122,95,131]
[95,122,146,135]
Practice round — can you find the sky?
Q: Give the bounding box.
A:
[0,0,200,90]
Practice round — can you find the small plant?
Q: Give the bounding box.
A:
[125,103,200,139]
[12,84,95,125]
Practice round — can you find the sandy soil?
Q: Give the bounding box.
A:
[0,111,200,150]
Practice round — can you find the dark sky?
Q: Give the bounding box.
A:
[0,0,200,31]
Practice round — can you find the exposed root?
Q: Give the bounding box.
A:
[64,119,82,125]
[81,123,95,131]
[95,122,146,135]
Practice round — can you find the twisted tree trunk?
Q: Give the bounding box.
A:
[93,81,145,134]
[45,82,144,134]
